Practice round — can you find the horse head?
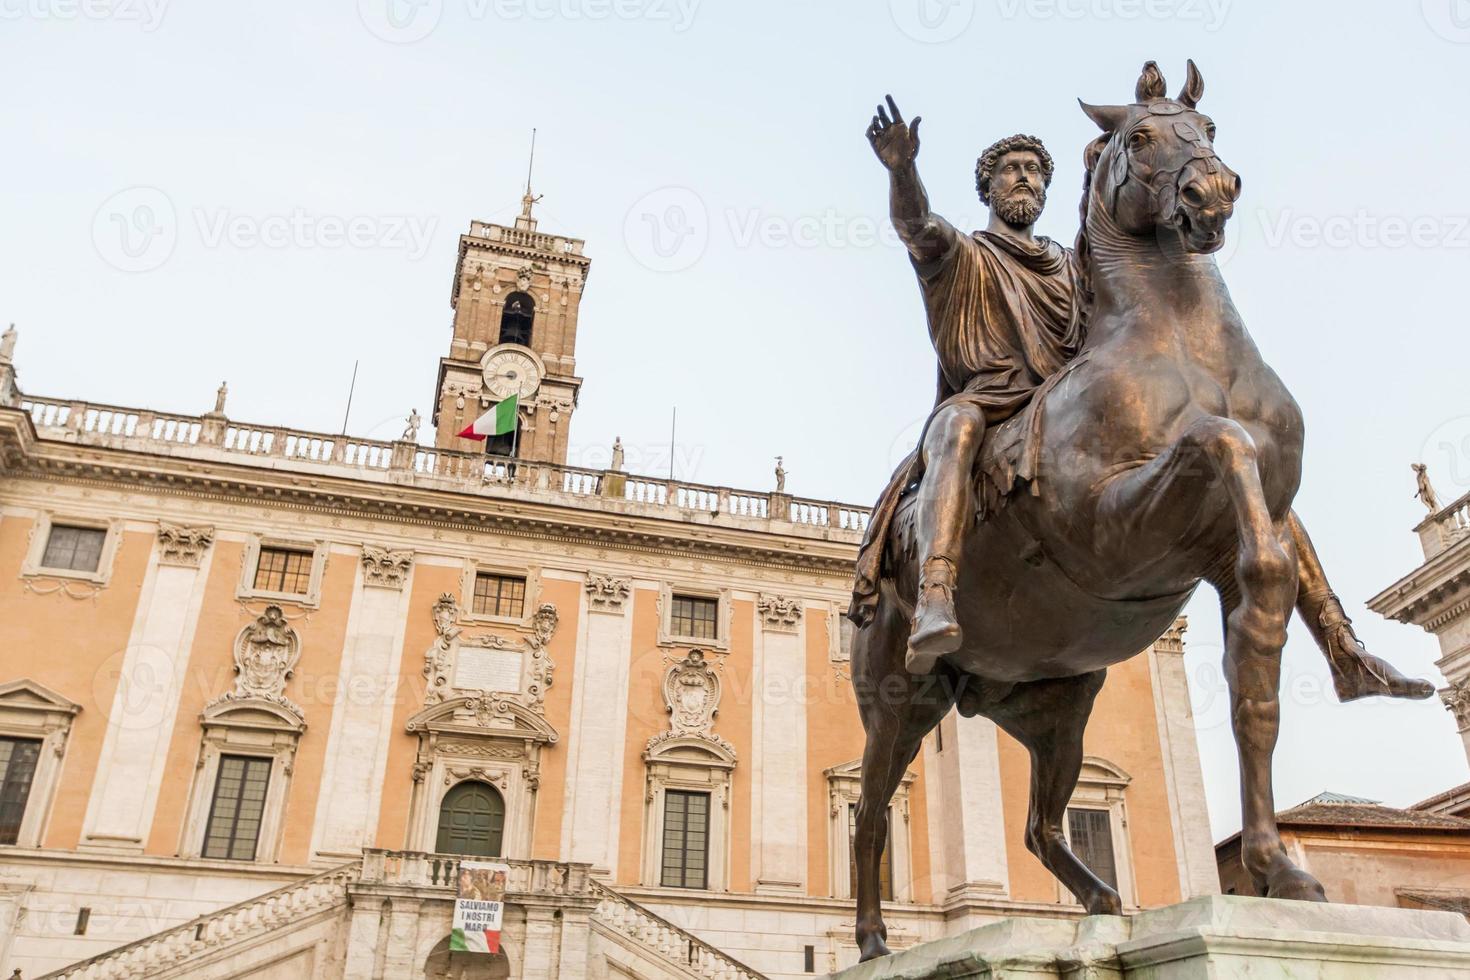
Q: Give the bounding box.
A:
[1079,60,1240,254]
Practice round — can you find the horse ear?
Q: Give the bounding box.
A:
[1135,61,1167,101]
[1178,59,1204,108]
[1079,99,1128,133]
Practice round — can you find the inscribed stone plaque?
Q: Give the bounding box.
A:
[454,647,523,693]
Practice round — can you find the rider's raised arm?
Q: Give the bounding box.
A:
[868,95,958,265]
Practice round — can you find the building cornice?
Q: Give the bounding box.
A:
[1367,539,1470,629]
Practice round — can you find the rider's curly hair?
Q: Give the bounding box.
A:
[975,134,1054,203]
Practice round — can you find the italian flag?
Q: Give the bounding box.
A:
[458,394,517,440]
[450,925,501,954]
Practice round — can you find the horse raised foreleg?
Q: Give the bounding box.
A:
[986,670,1120,915]
[851,596,955,961]
[1191,421,1326,902]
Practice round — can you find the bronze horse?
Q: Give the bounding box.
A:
[852,61,1332,961]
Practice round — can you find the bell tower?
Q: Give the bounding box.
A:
[432,187,590,464]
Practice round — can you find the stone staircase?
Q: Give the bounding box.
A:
[33,863,357,979]
[26,854,766,980]
[590,880,765,980]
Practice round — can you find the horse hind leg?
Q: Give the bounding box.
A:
[1195,421,1327,902]
[987,670,1121,915]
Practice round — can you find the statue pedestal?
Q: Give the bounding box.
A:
[830,895,1470,979]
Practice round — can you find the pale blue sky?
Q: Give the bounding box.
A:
[4,0,1469,841]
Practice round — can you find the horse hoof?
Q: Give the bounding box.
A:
[857,935,892,962]
[1084,889,1123,916]
[1267,867,1327,903]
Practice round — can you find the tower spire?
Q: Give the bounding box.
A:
[517,128,542,231]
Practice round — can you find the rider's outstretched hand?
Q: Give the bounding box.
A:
[868,95,921,171]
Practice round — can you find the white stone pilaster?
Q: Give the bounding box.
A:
[1147,638,1222,898]
[309,550,414,859]
[560,573,633,875]
[752,596,807,894]
[924,709,1009,904]
[79,530,214,851]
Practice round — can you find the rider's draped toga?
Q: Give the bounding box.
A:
[849,228,1085,627]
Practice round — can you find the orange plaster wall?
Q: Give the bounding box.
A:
[997,653,1182,907]
[529,577,579,860]
[144,541,355,863]
[0,518,152,850]
[374,562,461,849]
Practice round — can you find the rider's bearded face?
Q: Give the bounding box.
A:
[988,150,1047,228]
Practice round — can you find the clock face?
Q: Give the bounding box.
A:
[482,348,542,401]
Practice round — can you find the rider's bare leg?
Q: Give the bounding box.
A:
[1289,511,1434,701]
[907,403,986,674]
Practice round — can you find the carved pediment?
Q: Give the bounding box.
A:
[0,679,82,715]
[201,696,306,735]
[406,694,559,745]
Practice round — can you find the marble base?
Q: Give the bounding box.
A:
[830,895,1470,979]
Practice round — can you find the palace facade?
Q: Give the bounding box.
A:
[0,199,1218,979]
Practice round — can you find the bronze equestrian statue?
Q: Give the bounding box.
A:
[849,61,1432,962]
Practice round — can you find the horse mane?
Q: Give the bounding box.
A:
[1074,134,1111,320]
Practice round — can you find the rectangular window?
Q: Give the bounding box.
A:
[252,547,313,595]
[838,615,856,661]
[670,595,718,640]
[0,737,41,845]
[202,755,272,861]
[472,572,526,618]
[40,525,106,573]
[848,803,893,900]
[1067,807,1119,891]
[660,790,710,889]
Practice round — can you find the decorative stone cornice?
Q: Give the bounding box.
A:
[361,544,414,590]
[585,572,632,613]
[156,522,214,568]
[757,593,803,631]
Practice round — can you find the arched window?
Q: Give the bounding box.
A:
[499,292,534,347]
[436,781,506,857]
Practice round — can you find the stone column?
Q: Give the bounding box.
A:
[560,574,633,875]
[310,547,415,860]
[752,595,807,894]
[79,523,215,852]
